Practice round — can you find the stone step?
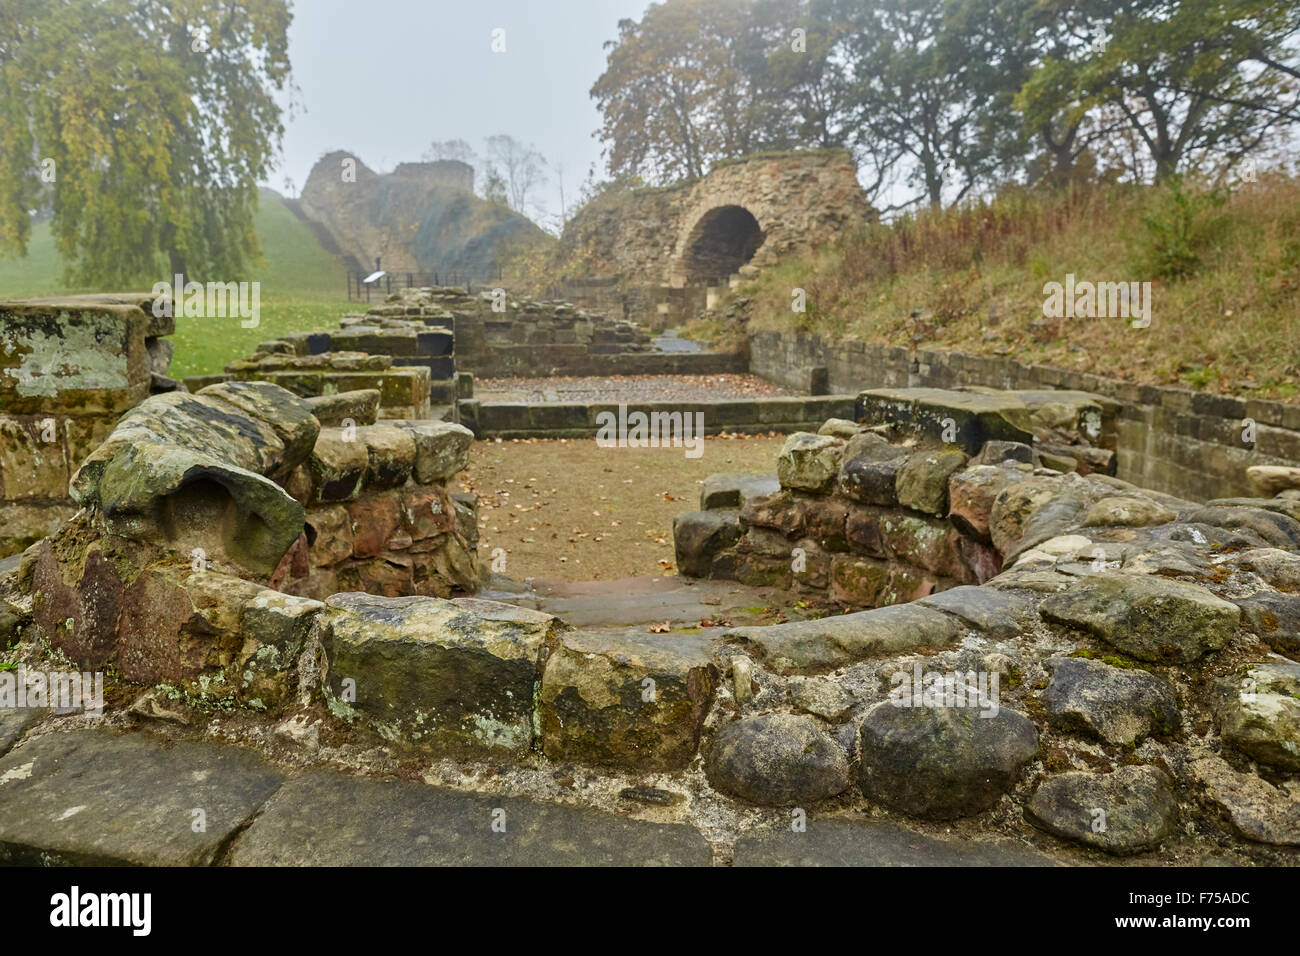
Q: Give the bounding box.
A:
[227,770,713,866]
[0,728,713,866]
[0,726,1240,867]
[0,730,284,866]
[733,818,1061,867]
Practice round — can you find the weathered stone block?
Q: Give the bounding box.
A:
[305,505,354,566]
[855,387,1034,454]
[1217,659,1300,771]
[0,298,152,416]
[197,380,321,476]
[308,428,369,503]
[829,555,890,606]
[1026,766,1175,855]
[700,472,780,510]
[319,593,563,755]
[838,432,908,506]
[335,555,414,597]
[704,714,850,805]
[346,490,403,558]
[0,730,283,866]
[674,509,742,577]
[858,703,1038,820]
[0,417,69,499]
[1039,572,1240,663]
[358,423,415,489]
[726,603,959,674]
[398,421,473,483]
[879,513,966,578]
[777,432,844,492]
[540,628,717,770]
[1042,656,1180,746]
[845,504,887,558]
[740,489,805,537]
[895,447,969,516]
[948,465,1021,543]
[402,485,456,541]
[304,389,381,426]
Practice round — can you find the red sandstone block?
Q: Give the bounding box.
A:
[346,491,403,559]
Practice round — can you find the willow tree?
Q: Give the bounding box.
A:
[0,0,292,287]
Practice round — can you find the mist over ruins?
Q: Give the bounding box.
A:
[0,0,1298,897]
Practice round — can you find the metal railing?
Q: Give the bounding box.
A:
[346,267,504,301]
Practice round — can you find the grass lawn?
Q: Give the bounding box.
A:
[0,193,356,379]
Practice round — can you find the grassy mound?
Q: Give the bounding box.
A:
[730,176,1300,402]
[0,192,352,378]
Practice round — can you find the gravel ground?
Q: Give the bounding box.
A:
[474,373,794,403]
[457,433,786,581]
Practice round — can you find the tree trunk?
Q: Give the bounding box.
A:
[168,246,187,287]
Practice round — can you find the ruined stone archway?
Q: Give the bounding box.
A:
[679,205,766,284]
[558,150,874,310]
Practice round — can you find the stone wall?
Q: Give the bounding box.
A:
[467,395,856,440]
[218,352,434,420]
[750,330,1300,501]
[360,285,745,380]
[657,393,1300,850]
[183,333,440,420]
[5,382,1298,857]
[15,380,478,697]
[673,388,1119,604]
[0,294,174,555]
[554,149,873,324]
[275,415,480,603]
[560,149,872,285]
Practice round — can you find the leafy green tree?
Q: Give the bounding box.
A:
[0,0,292,286]
[590,0,797,183]
[844,0,1034,209]
[765,0,859,150]
[1018,0,1300,183]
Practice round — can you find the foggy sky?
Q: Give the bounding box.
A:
[270,0,651,225]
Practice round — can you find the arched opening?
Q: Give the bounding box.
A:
[680,205,765,284]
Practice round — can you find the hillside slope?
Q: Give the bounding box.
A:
[298,151,552,279]
[0,188,344,299]
[713,176,1300,403]
[0,191,354,378]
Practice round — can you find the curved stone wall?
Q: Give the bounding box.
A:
[4,376,1298,858]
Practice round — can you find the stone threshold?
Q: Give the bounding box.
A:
[466,395,858,439]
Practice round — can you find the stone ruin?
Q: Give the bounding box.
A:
[21,379,479,690]
[670,388,1300,851]
[554,148,874,326]
[675,387,1121,600]
[358,285,658,378]
[1,292,1299,864]
[0,294,180,555]
[183,286,663,432]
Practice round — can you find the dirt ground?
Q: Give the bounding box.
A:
[456,433,787,581]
